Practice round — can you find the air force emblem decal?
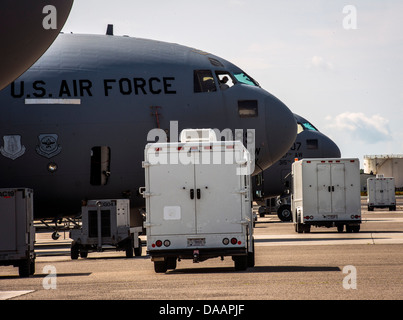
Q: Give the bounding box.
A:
[0,135,26,160]
[36,134,62,158]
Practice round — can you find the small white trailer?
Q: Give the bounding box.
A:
[142,129,254,273]
[70,199,142,259]
[367,175,396,211]
[291,158,361,233]
[0,188,35,277]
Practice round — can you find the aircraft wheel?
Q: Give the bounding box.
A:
[52,231,60,240]
[277,205,292,222]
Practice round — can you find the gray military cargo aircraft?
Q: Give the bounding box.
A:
[253,114,341,221]
[0,32,297,232]
[0,0,74,90]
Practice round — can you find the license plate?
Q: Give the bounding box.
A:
[325,215,338,220]
[187,238,205,247]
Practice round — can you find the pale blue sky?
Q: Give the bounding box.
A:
[62,0,403,165]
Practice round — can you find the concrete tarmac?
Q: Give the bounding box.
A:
[1,198,403,301]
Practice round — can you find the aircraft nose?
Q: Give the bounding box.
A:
[320,133,341,158]
[262,95,297,168]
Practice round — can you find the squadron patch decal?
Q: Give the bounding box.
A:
[36,134,62,158]
[0,135,26,160]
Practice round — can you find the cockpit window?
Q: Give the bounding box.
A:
[194,70,217,93]
[238,100,258,118]
[297,122,318,134]
[233,72,260,87]
[215,71,235,90]
[302,122,318,131]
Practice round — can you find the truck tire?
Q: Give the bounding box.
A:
[247,240,255,268]
[126,242,134,258]
[154,260,168,273]
[277,205,292,222]
[346,225,360,233]
[80,248,88,258]
[166,257,177,270]
[234,255,248,271]
[295,223,303,233]
[18,259,31,278]
[337,225,344,233]
[30,259,35,276]
[134,238,142,257]
[352,225,360,233]
[71,243,79,260]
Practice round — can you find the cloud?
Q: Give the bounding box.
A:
[308,55,334,71]
[325,112,392,143]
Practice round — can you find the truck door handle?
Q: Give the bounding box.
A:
[190,189,194,199]
[328,186,331,192]
[197,189,201,199]
[332,186,335,192]
[328,186,335,192]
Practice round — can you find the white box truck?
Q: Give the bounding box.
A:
[70,199,142,258]
[367,175,396,211]
[0,188,35,277]
[142,129,254,273]
[291,158,361,233]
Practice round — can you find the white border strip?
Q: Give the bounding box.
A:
[0,290,35,300]
[25,99,81,105]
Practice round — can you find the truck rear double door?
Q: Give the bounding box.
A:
[317,162,346,217]
[148,152,243,236]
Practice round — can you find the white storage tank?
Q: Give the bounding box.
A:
[364,155,403,190]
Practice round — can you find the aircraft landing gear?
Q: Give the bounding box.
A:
[51,231,60,240]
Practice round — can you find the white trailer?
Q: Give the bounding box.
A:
[0,188,35,277]
[367,175,396,211]
[70,199,142,259]
[291,158,361,233]
[142,130,254,272]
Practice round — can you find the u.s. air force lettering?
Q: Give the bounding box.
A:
[36,134,62,158]
[0,135,26,160]
[11,76,177,99]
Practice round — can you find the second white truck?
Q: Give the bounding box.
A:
[70,199,143,259]
[367,175,396,211]
[291,158,361,233]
